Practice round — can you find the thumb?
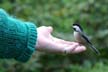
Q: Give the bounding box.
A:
[47,26,53,33]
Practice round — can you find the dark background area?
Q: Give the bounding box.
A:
[0,0,108,72]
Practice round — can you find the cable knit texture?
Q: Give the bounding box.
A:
[0,9,37,62]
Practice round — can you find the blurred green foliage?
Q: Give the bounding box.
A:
[0,0,108,72]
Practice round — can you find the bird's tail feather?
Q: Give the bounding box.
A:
[88,43,100,55]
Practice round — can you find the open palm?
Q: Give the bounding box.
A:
[36,26,86,54]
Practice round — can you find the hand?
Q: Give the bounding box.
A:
[35,26,86,54]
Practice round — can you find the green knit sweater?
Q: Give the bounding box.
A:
[0,9,37,62]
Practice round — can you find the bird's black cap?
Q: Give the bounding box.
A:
[73,23,83,31]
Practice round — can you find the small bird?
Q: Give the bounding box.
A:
[72,23,100,55]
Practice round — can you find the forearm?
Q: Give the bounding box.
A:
[0,9,37,62]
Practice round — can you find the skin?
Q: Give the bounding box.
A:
[35,26,86,54]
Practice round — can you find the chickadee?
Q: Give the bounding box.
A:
[72,23,100,55]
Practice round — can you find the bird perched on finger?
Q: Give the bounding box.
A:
[72,23,100,55]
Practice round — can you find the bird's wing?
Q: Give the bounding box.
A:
[78,30,91,44]
[80,32,92,45]
[79,31,100,55]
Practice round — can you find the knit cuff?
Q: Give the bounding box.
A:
[0,9,8,22]
[15,22,37,62]
[0,9,37,62]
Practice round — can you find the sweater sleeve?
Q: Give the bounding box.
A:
[0,9,37,62]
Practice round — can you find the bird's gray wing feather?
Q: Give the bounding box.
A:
[79,31,100,55]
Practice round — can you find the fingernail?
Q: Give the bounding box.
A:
[81,46,86,51]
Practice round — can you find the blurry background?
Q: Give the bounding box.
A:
[0,0,108,72]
